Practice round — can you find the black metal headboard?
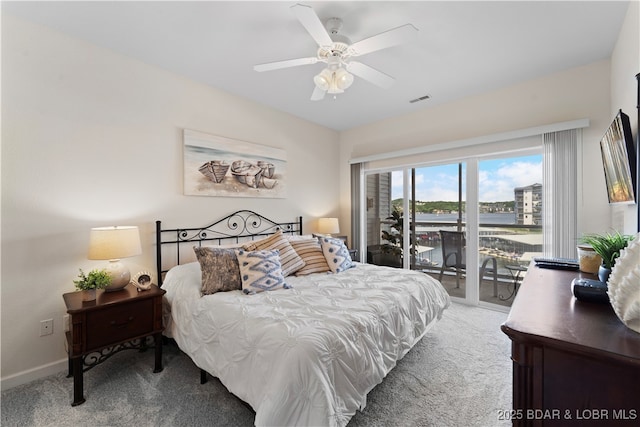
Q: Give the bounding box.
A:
[155,210,303,286]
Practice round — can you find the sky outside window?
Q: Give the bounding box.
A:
[392,155,542,202]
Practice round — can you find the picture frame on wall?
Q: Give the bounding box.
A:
[183,129,287,198]
[599,110,636,204]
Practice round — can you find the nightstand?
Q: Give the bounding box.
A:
[62,283,166,406]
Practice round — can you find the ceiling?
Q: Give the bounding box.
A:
[2,1,630,131]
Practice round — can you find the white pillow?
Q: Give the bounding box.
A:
[235,248,290,294]
[320,236,355,273]
[286,234,315,241]
[202,242,244,249]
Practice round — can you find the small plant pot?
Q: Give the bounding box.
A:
[82,289,96,302]
[576,245,601,274]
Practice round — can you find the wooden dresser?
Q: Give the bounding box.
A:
[501,263,640,426]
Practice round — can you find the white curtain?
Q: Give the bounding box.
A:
[350,163,362,258]
[543,129,579,258]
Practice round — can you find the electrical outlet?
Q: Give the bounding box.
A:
[40,319,53,336]
[63,314,70,333]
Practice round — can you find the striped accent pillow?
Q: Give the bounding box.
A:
[243,229,305,276]
[290,238,331,276]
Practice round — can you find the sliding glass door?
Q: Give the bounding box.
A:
[365,170,405,269]
[363,151,542,309]
[408,163,467,299]
[365,163,467,299]
[476,154,543,305]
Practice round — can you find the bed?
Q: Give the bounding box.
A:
[156,210,451,427]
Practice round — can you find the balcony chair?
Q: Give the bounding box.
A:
[437,230,498,296]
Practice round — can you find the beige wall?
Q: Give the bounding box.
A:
[339,1,639,242]
[1,16,339,385]
[610,0,639,234]
[2,2,638,388]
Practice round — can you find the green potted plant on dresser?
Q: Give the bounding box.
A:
[580,232,635,283]
[73,268,112,301]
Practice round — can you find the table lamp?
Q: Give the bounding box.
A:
[317,217,340,236]
[88,226,142,292]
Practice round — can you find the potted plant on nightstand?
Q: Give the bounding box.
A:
[580,231,635,283]
[73,268,112,301]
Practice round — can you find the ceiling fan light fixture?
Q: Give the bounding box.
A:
[313,68,332,91]
[334,67,354,90]
[314,67,354,95]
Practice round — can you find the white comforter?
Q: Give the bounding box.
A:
[163,262,450,427]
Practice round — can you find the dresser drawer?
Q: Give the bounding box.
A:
[85,299,154,349]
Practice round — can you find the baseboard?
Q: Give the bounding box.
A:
[1,358,67,391]
[449,298,511,314]
[478,301,511,314]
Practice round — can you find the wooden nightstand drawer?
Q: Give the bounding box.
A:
[85,299,153,349]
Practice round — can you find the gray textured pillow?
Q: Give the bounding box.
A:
[193,246,242,295]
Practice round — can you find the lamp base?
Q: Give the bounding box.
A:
[104,260,131,292]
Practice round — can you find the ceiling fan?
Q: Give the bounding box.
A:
[253,3,418,101]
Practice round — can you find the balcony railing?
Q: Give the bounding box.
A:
[368,219,542,306]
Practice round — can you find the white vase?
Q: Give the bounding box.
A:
[607,233,640,334]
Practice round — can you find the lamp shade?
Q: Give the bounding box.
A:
[88,226,142,260]
[317,217,340,235]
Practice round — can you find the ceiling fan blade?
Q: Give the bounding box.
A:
[291,3,333,48]
[311,85,326,101]
[254,57,318,72]
[346,61,395,89]
[348,24,418,57]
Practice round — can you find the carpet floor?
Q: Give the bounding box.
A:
[1,302,511,427]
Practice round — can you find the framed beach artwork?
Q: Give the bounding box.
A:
[183,129,287,198]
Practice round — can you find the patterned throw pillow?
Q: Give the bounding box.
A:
[193,246,242,295]
[243,229,305,276]
[290,238,331,276]
[320,236,355,273]
[235,249,290,294]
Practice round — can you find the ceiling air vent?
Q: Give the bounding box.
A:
[409,94,431,103]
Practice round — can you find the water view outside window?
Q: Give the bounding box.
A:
[476,155,543,305]
[409,163,467,299]
[365,154,543,307]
